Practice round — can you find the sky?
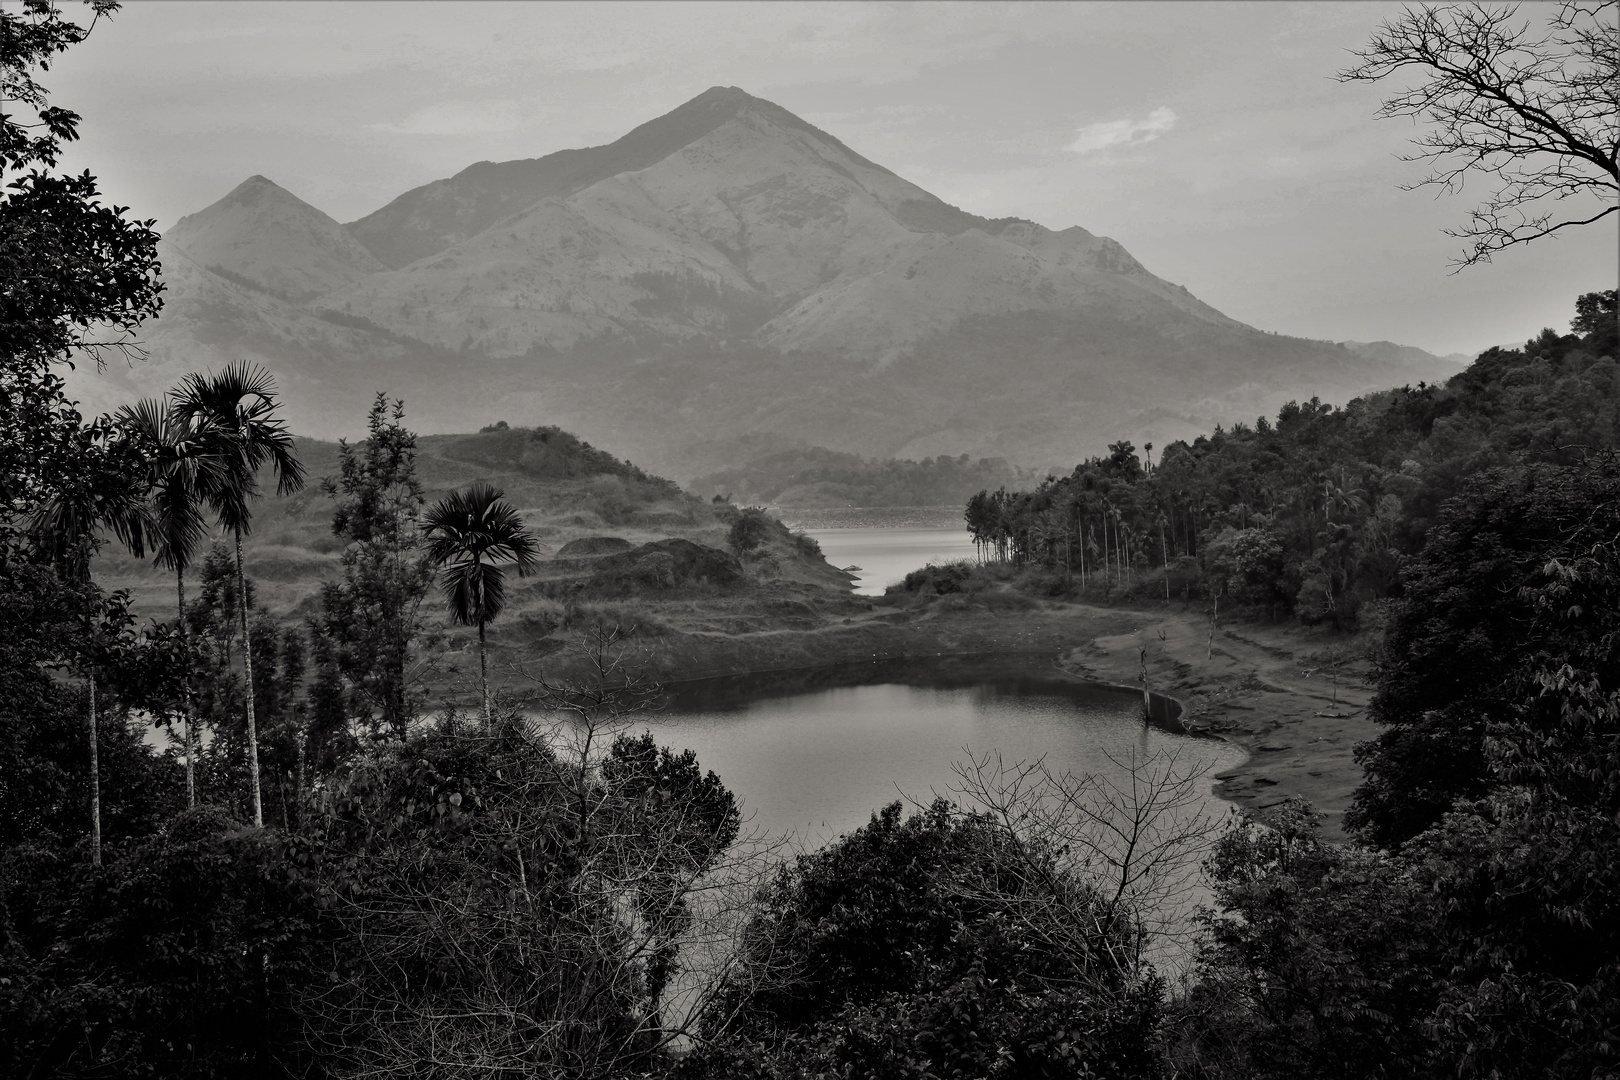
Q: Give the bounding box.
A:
[48,0,1617,358]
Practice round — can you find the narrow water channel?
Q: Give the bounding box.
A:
[802,525,979,596]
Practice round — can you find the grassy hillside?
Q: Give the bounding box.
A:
[92,423,854,647]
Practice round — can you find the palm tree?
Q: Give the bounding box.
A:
[422,483,540,723]
[114,397,226,806]
[28,423,153,867]
[173,362,306,828]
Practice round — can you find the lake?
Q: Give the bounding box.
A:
[802,525,979,596]
[625,655,1245,845]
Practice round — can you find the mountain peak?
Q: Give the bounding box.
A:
[688,84,753,106]
[169,175,383,303]
[346,85,895,268]
[213,173,296,208]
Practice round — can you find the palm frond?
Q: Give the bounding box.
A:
[114,397,231,573]
[170,362,305,533]
[422,483,539,627]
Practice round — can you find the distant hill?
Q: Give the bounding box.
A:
[92,420,846,621]
[1339,340,1472,372]
[689,439,1039,508]
[67,86,1466,478]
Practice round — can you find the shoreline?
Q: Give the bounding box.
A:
[500,597,1375,840]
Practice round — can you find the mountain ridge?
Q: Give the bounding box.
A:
[66,86,1467,475]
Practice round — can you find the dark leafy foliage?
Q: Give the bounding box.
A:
[690,801,1166,1079]
[1350,456,1620,847]
[1181,452,1620,1079]
[0,0,162,517]
[296,715,740,1076]
[1172,800,1444,1079]
[422,482,541,629]
[725,506,772,556]
[316,393,434,741]
[0,808,322,1079]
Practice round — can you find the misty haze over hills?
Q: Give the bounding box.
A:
[72,86,1467,478]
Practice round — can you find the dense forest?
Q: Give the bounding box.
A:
[3,2,1618,1078]
[956,292,1617,628]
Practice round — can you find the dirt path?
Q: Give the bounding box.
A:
[1056,606,1377,839]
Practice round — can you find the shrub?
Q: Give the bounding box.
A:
[727,507,773,556]
[0,809,321,1077]
[791,530,822,560]
[902,560,974,594]
[690,801,1167,1079]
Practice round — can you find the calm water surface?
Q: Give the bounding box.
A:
[805,526,979,596]
[628,656,1244,845]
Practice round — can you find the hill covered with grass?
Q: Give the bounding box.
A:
[92,420,852,642]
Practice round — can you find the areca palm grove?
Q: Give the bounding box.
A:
[422,482,540,722]
[173,362,305,827]
[114,397,225,805]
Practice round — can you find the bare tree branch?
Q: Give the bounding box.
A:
[1340,1,1619,268]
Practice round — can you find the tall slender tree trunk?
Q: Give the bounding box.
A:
[1160,521,1170,603]
[1100,517,1109,591]
[235,528,263,828]
[177,567,196,807]
[478,618,489,726]
[88,675,101,867]
[1078,517,1086,593]
[1139,644,1153,723]
[294,725,306,832]
[1105,517,1115,590]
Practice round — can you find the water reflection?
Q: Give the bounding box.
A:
[622,655,1244,847]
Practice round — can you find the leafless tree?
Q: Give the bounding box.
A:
[1340,1,1618,268]
[946,744,1229,979]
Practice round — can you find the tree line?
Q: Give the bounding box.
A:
[961,289,1617,626]
[692,442,1038,508]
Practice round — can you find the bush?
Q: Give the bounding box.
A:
[300,714,739,1077]
[902,560,974,594]
[587,539,744,594]
[0,808,321,1078]
[727,507,773,556]
[791,530,822,560]
[690,801,1167,1079]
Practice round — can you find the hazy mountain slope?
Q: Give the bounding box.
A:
[1339,340,1472,371]
[347,85,841,269]
[320,177,771,354]
[66,85,1470,475]
[332,88,1237,359]
[168,176,385,302]
[61,239,477,439]
[761,221,1239,360]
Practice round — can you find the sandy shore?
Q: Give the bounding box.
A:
[1055,607,1376,840]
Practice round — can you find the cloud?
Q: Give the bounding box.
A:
[1069,106,1177,154]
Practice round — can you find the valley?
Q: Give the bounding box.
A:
[91,415,1376,840]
